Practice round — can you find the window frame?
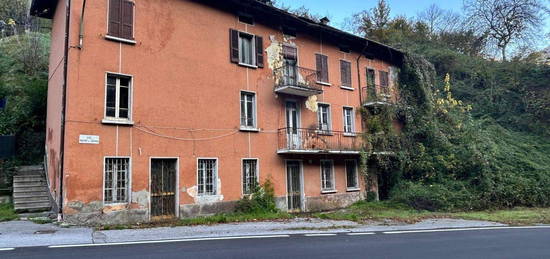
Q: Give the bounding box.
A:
[105,0,136,44]
[343,106,355,135]
[240,91,258,131]
[241,158,259,196]
[317,103,332,133]
[238,32,257,67]
[103,72,133,125]
[379,70,391,96]
[320,159,336,193]
[345,159,360,191]
[197,158,219,196]
[103,156,131,205]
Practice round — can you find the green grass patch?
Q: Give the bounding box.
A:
[178,211,294,226]
[0,203,18,222]
[452,208,550,226]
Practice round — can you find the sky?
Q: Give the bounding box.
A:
[277,0,550,49]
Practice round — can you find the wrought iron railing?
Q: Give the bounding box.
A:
[274,66,322,92]
[360,85,392,105]
[277,128,362,153]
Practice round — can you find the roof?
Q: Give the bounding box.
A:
[30,0,58,19]
[30,0,403,64]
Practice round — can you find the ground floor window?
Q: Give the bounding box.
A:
[242,159,258,195]
[346,160,359,190]
[104,157,130,203]
[321,160,335,192]
[198,159,217,195]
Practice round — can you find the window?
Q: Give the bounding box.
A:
[198,159,217,195]
[340,60,352,88]
[242,159,258,195]
[379,71,390,95]
[107,0,134,41]
[104,157,129,204]
[321,160,335,192]
[367,69,376,88]
[346,160,359,190]
[343,107,354,133]
[317,104,331,132]
[240,92,256,129]
[238,14,254,25]
[105,73,131,121]
[316,54,329,83]
[230,29,264,68]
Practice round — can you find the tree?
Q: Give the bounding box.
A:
[464,0,550,61]
[348,0,391,42]
[417,4,463,36]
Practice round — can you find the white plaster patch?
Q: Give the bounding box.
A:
[187,186,198,198]
[266,35,283,71]
[131,190,149,208]
[305,95,318,112]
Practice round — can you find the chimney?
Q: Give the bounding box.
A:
[320,17,330,25]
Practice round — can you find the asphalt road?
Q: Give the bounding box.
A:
[2,228,549,259]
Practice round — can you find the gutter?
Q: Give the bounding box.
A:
[59,0,71,218]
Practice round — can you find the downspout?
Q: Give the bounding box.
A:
[59,0,72,219]
[356,41,369,108]
[77,0,86,49]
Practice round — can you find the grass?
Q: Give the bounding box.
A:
[0,203,18,222]
[313,201,550,225]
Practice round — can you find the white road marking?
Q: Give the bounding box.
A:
[304,233,338,237]
[48,234,290,248]
[384,226,550,234]
[347,232,376,236]
[0,248,15,251]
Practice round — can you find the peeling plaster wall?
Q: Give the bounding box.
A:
[305,192,364,212]
[64,201,148,225]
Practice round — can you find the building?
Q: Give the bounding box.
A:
[30,0,403,224]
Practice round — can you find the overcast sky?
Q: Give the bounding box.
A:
[277,0,550,49]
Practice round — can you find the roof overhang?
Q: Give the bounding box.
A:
[30,0,58,19]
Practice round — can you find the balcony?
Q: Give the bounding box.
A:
[274,66,323,97]
[277,128,362,155]
[365,132,401,156]
[361,85,393,107]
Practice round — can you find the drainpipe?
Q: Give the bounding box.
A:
[77,0,86,49]
[59,0,72,219]
[356,41,369,109]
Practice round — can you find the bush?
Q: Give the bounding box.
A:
[235,179,278,214]
[391,181,478,211]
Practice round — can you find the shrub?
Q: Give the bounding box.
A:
[235,179,278,214]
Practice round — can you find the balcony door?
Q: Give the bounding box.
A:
[285,101,301,150]
[282,45,298,85]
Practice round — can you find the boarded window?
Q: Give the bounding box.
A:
[316,54,329,83]
[198,159,217,195]
[340,60,351,87]
[108,0,134,40]
[242,159,258,195]
[345,160,359,189]
[104,158,129,203]
[321,160,335,191]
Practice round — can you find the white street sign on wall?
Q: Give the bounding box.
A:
[79,135,100,144]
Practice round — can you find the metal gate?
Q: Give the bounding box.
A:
[150,159,177,220]
[287,161,302,212]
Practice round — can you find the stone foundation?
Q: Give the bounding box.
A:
[63,201,148,226]
[305,191,364,212]
[179,200,237,218]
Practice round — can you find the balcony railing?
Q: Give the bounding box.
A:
[277,128,362,154]
[360,85,392,107]
[274,66,323,97]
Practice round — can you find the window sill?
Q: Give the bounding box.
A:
[104,202,128,206]
[316,81,331,86]
[321,190,337,194]
[105,35,137,45]
[316,130,333,136]
[340,86,354,91]
[346,188,360,192]
[343,133,357,137]
[240,127,260,132]
[238,63,258,69]
[102,119,134,126]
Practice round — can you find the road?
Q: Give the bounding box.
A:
[2,227,549,259]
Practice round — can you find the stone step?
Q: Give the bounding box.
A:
[14,171,44,177]
[13,191,49,198]
[13,182,47,188]
[13,176,45,182]
[14,196,49,203]
[13,186,49,193]
[14,201,51,212]
[18,211,56,219]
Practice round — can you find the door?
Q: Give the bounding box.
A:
[285,101,300,149]
[150,159,177,220]
[287,161,302,212]
[283,59,297,85]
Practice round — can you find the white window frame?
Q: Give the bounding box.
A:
[238,32,257,67]
[103,156,131,205]
[345,159,360,191]
[320,159,336,193]
[240,91,258,131]
[103,72,134,125]
[241,158,259,196]
[317,103,332,133]
[343,106,355,135]
[197,158,218,196]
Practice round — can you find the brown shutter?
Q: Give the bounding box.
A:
[121,0,134,40]
[108,0,122,37]
[321,55,329,82]
[341,61,351,87]
[230,29,239,63]
[255,36,264,68]
[283,45,297,60]
[316,54,322,82]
